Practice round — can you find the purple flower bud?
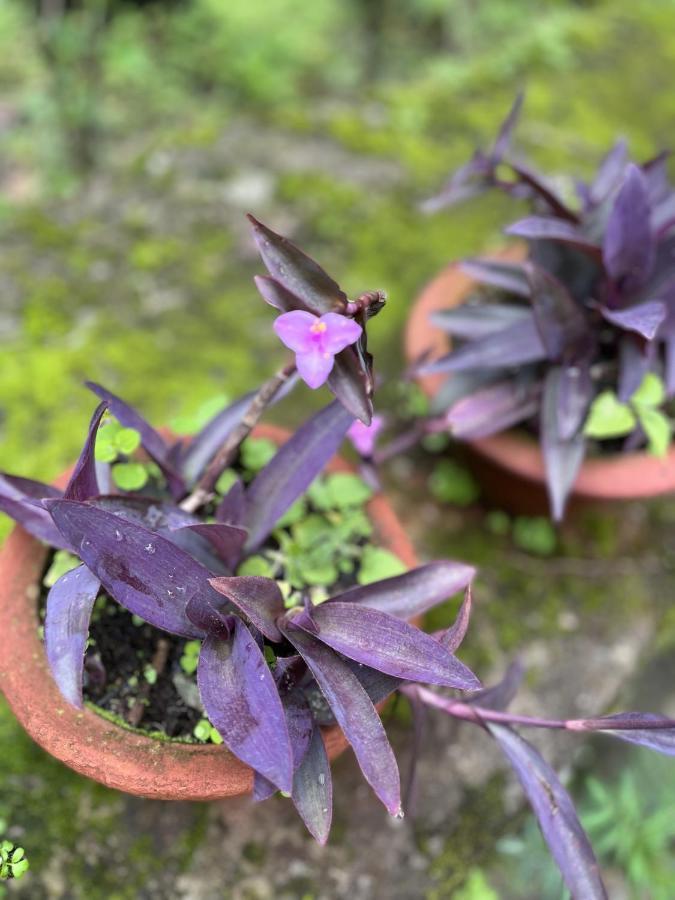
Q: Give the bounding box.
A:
[273,311,363,389]
[347,415,384,456]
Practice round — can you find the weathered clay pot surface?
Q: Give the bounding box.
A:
[0,423,416,800]
[405,250,675,510]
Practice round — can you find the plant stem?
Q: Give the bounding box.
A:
[405,685,675,734]
[180,361,297,513]
[127,638,170,729]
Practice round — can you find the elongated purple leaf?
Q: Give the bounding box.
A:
[85,382,186,499]
[505,216,601,259]
[0,474,69,549]
[175,523,247,571]
[344,658,402,706]
[438,586,473,653]
[254,274,312,314]
[487,723,608,899]
[248,215,347,315]
[492,91,524,160]
[198,621,293,792]
[525,263,587,360]
[44,564,101,708]
[601,300,666,340]
[617,335,654,402]
[430,303,530,339]
[244,401,354,551]
[293,724,333,844]
[46,500,207,637]
[576,712,675,756]
[419,318,546,375]
[334,561,475,620]
[294,602,480,690]
[179,392,255,483]
[208,576,284,642]
[281,621,401,815]
[557,360,593,441]
[64,402,108,501]
[447,380,541,439]
[590,139,628,203]
[327,344,373,425]
[460,259,531,297]
[421,151,493,213]
[541,368,585,521]
[215,478,247,526]
[602,164,654,288]
[468,659,524,711]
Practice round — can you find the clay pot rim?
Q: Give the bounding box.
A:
[0,423,417,801]
[404,248,675,501]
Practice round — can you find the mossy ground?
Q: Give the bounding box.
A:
[2,1,675,895]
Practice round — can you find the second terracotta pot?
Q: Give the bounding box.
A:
[0,424,417,801]
[405,250,675,515]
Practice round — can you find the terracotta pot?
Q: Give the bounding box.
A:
[405,249,675,515]
[0,423,417,801]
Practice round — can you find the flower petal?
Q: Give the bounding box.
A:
[296,348,335,389]
[273,311,318,353]
[319,313,363,355]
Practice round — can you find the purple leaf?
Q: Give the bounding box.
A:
[429,303,530,339]
[281,621,401,816]
[492,91,524,160]
[46,500,207,637]
[617,335,654,402]
[44,564,101,708]
[179,392,255,483]
[252,773,277,803]
[244,400,354,552]
[64,402,108,501]
[292,724,333,844]
[487,723,608,899]
[85,382,186,499]
[344,658,403,706]
[0,474,69,549]
[468,659,524,711]
[525,263,587,360]
[602,164,654,289]
[577,712,675,756]
[215,478,247,526]
[174,523,247,571]
[590,139,628,203]
[438,586,473,653]
[421,151,494,213]
[600,300,666,340]
[505,217,601,259]
[460,259,531,297]
[254,274,312,314]
[208,576,284,642]
[541,368,585,521]
[198,620,293,793]
[556,360,594,442]
[447,380,541,439]
[327,344,373,426]
[293,602,481,690]
[509,162,580,223]
[333,561,475,620]
[419,318,547,375]
[248,215,347,315]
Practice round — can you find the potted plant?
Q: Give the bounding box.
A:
[406,95,675,520]
[4,216,675,896]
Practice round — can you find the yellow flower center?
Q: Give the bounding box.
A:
[310,321,328,334]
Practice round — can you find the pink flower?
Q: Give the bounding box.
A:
[273,310,363,389]
[347,415,384,456]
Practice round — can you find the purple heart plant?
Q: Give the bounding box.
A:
[419,94,675,519]
[3,217,675,896]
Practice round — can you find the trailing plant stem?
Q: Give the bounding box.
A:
[180,361,297,513]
